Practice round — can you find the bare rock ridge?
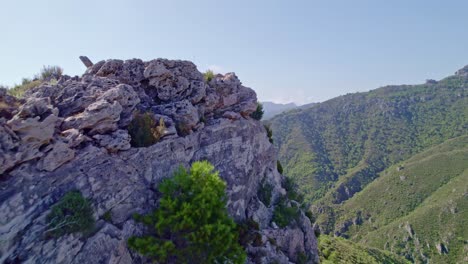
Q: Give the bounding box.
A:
[0,58,319,263]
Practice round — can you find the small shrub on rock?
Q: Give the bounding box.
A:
[264,124,273,143]
[277,160,283,174]
[176,121,192,136]
[284,177,304,202]
[46,190,94,237]
[250,102,264,120]
[258,181,273,207]
[296,251,308,264]
[39,65,63,80]
[272,196,301,228]
[238,218,262,248]
[102,210,112,222]
[204,70,215,82]
[128,112,165,147]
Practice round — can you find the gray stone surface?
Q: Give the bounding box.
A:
[0,57,319,264]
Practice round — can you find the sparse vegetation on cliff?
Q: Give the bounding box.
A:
[7,65,63,98]
[250,102,264,120]
[204,70,215,82]
[264,124,273,143]
[46,191,95,238]
[127,111,165,147]
[272,198,301,228]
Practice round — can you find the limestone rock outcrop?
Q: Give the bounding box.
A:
[0,58,319,264]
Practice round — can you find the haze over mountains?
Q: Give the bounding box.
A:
[261,101,317,120]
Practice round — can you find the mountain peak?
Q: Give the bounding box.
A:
[455,65,468,76]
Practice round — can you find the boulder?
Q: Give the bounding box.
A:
[62,100,122,135]
[152,99,199,134]
[93,129,131,153]
[38,141,75,172]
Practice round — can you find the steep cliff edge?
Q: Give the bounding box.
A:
[0,58,319,263]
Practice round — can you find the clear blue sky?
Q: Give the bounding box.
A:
[1,0,467,103]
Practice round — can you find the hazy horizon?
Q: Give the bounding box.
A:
[1,0,467,104]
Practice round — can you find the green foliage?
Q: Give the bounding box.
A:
[272,197,301,228]
[176,121,192,136]
[318,235,410,264]
[283,177,303,202]
[296,251,308,264]
[46,191,95,238]
[102,210,112,222]
[258,180,273,207]
[127,112,165,147]
[128,161,246,264]
[250,102,264,120]
[264,124,273,143]
[276,160,283,174]
[204,70,215,82]
[305,210,315,223]
[237,218,262,248]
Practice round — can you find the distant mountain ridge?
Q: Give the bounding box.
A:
[262,101,317,120]
[262,101,297,120]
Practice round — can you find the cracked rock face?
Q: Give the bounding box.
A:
[0,58,318,264]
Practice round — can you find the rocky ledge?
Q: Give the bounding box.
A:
[0,58,319,263]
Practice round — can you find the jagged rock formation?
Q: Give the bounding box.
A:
[0,58,319,263]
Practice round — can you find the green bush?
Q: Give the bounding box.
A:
[176,121,192,136]
[128,161,246,264]
[284,177,304,202]
[264,124,273,143]
[238,218,262,248]
[258,181,273,207]
[204,70,215,82]
[127,112,165,147]
[305,210,315,223]
[272,197,301,228]
[250,102,264,120]
[296,251,308,264]
[46,191,95,237]
[102,210,112,222]
[277,160,283,174]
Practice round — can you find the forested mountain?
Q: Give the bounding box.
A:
[337,135,468,263]
[269,66,468,262]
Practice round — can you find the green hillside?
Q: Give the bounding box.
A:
[269,70,467,211]
[318,235,410,264]
[337,135,468,263]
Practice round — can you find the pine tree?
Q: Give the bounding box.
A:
[128,161,246,263]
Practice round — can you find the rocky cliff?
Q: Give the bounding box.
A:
[0,58,319,263]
